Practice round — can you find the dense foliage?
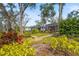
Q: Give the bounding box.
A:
[0,32,24,48]
[0,38,35,56]
[31,29,40,34]
[43,36,79,55]
[60,18,79,37]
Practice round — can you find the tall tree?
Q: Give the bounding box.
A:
[40,3,55,24]
[18,3,36,35]
[0,3,14,32]
[0,3,18,32]
[68,9,79,19]
[0,16,3,32]
[6,3,18,31]
[58,3,65,32]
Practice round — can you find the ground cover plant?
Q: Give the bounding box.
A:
[42,35,79,55]
[0,37,35,56]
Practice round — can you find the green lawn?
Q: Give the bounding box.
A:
[31,32,50,37]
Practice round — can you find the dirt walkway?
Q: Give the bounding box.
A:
[31,34,53,56]
[31,34,53,42]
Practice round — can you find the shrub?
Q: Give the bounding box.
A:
[0,37,35,56]
[0,31,24,48]
[16,35,24,44]
[73,38,79,42]
[42,36,79,55]
[0,43,35,56]
[32,29,40,34]
[60,18,79,37]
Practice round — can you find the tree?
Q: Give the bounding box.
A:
[68,9,79,19]
[35,20,45,27]
[58,3,65,32]
[18,3,36,35]
[40,3,56,24]
[0,17,3,32]
[0,3,36,34]
[6,3,18,30]
[0,3,12,32]
[0,3,18,32]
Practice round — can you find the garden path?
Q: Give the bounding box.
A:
[31,34,53,56]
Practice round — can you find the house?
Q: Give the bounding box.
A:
[26,23,58,32]
[39,24,58,32]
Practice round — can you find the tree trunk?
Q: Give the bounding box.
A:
[19,3,25,35]
[19,13,24,35]
[6,19,12,32]
[59,3,63,22]
[58,3,63,33]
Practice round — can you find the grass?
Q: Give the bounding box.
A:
[24,31,50,37]
[31,32,50,37]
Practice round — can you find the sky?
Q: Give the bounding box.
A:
[24,3,79,26]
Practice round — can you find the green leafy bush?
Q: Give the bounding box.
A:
[32,29,40,34]
[60,18,79,37]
